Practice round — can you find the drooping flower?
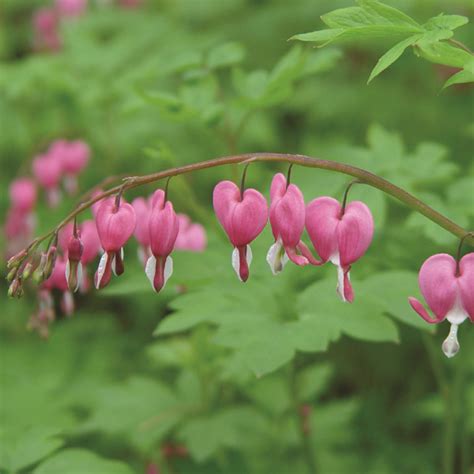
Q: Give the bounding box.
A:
[42,256,75,316]
[409,253,474,358]
[131,197,151,265]
[306,196,374,302]
[55,0,88,17]
[267,173,320,274]
[65,228,84,292]
[32,153,63,207]
[32,8,61,52]
[213,180,268,282]
[174,214,207,252]
[94,197,136,289]
[145,190,179,293]
[51,139,90,194]
[9,178,37,214]
[79,220,101,264]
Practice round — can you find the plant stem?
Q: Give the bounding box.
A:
[289,361,317,474]
[27,152,474,250]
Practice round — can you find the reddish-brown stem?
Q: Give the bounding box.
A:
[28,153,474,250]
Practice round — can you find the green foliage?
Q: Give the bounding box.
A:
[292,0,472,88]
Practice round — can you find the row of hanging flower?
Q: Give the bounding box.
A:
[33,0,144,53]
[5,159,473,356]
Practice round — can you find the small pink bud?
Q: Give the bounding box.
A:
[213,180,268,282]
[94,198,136,289]
[408,253,474,358]
[66,232,84,292]
[9,178,37,213]
[306,197,374,302]
[145,190,179,293]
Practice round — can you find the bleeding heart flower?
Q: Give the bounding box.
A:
[32,8,62,52]
[80,220,101,264]
[145,190,179,293]
[409,253,474,358]
[213,180,268,282]
[52,140,90,194]
[42,256,75,316]
[32,153,63,207]
[306,196,374,302]
[175,214,207,252]
[267,173,320,274]
[9,178,37,213]
[94,198,136,289]
[55,0,88,17]
[132,197,151,265]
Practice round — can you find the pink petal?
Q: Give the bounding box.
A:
[149,200,179,257]
[270,173,286,202]
[408,297,444,324]
[131,197,151,246]
[213,180,240,237]
[228,188,268,246]
[9,178,37,213]
[458,252,474,322]
[80,220,101,264]
[338,201,374,267]
[269,174,305,247]
[418,254,458,321]
[305,197,340,262]
[95,200,136,251]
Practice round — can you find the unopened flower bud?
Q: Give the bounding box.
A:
[44,245,58,280]
[6,267,18,283]
[33,253,48,283]
[21,262,34,280]
[66,233,84,292]
[7,249,27,269]
[8,278,23,298]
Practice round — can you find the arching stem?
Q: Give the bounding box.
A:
[21,153,474,253]
[341,179,362,214]
[455,232,474,275]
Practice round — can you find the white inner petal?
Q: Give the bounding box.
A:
[163,256,173,289]
[336,264,347,302]
[65,259,71,286]
[231,245,252,281]
[76,262,83,293]
[266,239,289,275]
[442,323,460,358]
[446,296,468,325]
[145,255,156,289]
[95,252,108,289]
[111,247,124,276]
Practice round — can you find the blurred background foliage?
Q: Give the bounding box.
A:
[0,0,473,473]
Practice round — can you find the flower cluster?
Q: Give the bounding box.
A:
[33,0,144,53]
[33,139,90,206]
[5,163,472,357]
[213,173,374,302]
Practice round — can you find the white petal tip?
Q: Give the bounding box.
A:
[442,324,460,358]
[266,240,288,275]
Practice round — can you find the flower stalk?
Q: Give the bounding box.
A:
[14,152,474,261]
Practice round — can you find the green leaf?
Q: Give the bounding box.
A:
[359,271,435,331]
[33,449,133,474]
[290,29,343,44]
[0,426,63,472]
[443,67,474,89]
[424,14,469,31]
[178,408,267,462]
[414,41,472,68]
[322,1,420,29]
[368,34,422,83]
[207,42,246,69]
